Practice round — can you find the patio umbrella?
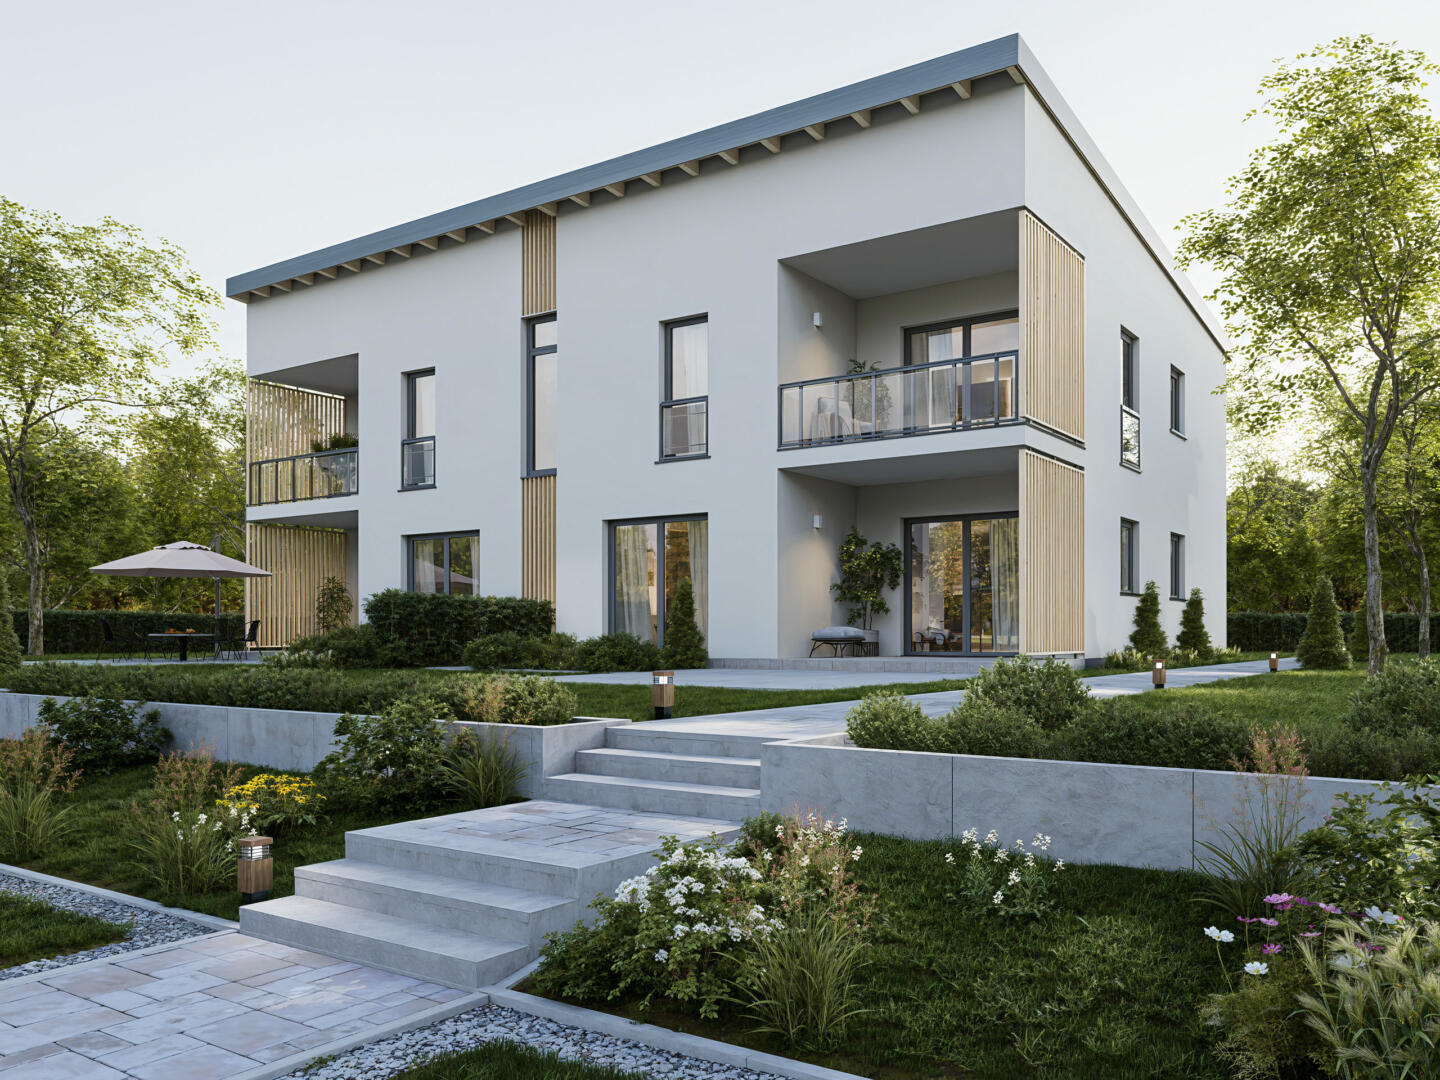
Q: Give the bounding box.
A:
[90,541,271,648]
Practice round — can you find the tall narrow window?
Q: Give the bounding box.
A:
[1170,366,1185,435]
[527,316,558,474]
[1120,519,1138,594]
[1170,533,1185,600]
[407,533,478,594]
[1120,331,1140,469]
[611,516,708,645]
[402,371,436,488]
[661,317,708,459]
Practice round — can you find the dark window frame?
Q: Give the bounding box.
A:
[525,314,558,477]
[901,309,1021,365]
[1169,365,1186,437]
[401,369,437,490]
[606,513,708,645]
[405,531,479,594]
[1120,518,1139,595]
[1170,532,1186,600]
[659,315,710,462]
[902,511,1020,658]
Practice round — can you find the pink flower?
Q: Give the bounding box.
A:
[1262,943,1283,955]
[1300,931,1321,938]
[1259,918,1280,927]
[1237,916,1259,924]
[1263,893,1295,906]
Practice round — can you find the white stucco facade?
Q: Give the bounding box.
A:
[236,37,1226,663]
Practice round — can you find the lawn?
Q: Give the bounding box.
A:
[0,892,130,968]
[392,1041,649,1079]
[522,833,1230,1080]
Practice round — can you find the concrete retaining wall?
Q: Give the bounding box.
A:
[455,717,630,798]
[760,737,1387,872]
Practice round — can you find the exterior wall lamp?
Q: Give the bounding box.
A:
[1269,652,1279,673]
[1152,660,1166,689]
[652,670,675,719]
[238,836,273,903]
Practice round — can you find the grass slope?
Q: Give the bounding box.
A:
[0,892,130,968]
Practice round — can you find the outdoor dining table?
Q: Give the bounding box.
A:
[147,631,212,661]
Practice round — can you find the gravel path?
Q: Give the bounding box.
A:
[0,871,212,978]
[287,1003,788,1080]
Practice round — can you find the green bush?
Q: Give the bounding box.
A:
[569,633,663,674]
[6,610,245,655]
[1128,581,1168,657]
[660,578,707,670]
[286,623,406,668]
[1296,576,1351,670]
[960,655,1090,731]
[845,690,949,753]
[1052,700,1249,771]
[1175,588,1213,658]
[0,580,21,673]
[938,699,1047,759]
[442,729,527,809]
[315,576,353,635]
[363,590,553,666]
[313,696,453,811]
[457,675,579,727]
[1348,604,1370,664]
[1227,610,1440,652]
[1347,658,1440,737]
[1305,724,1440,781]
[0,728,78,861]
[1200,957,1326,1080]
[463,632,577,672]
[35,694,168,774]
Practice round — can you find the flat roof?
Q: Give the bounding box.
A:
[226,33,1225,349]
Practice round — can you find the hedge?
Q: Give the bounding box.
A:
[8,610,245,654]
[1227,611,1440,653]
[363,590,553,666]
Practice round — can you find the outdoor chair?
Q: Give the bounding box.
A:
[97,618,131,663]
[219,619,261,661]
[143,630,177,663]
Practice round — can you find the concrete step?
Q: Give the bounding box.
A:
[294,860,578,945]
[344,830,584,897]
[605,725,776,759]
[544,772,758,821]
[574,747,761,788]
[238,896,531,990]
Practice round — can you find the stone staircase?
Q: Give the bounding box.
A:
[239,723,760,990]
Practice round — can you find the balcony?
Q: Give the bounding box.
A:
[779,350,1018,449]
[249,447,358,505]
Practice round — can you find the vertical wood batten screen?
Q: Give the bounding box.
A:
[245,523,347,647]
[246,381,347,504]
[1018,450,1085,655]
[521,211,556,316]
[1018,212,1085,441]
[521,474,557,606]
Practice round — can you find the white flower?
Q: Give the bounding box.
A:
[992,890,1005,905]
[1007,869,1021,885]
[1054,860,1064,872]
[1244,961,1269,976]
[1364,906,1401,926]
[654,949,668,963]
[944,852,955,864]
[1204,926,1223,941]
[196,813,208,825]
[672,924,688,939]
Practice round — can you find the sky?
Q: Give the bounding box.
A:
[7,0,1440,372]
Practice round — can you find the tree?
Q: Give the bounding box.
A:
[661,577,707,670]
[1129,581,1168,656]
[316,576,353,635]
[0,576,21,674]
[1296,576,1352,670]
[1226,457,1322,611]
[1176,587,1214,658]
[1179,37,1440,674]
[831,528,903,630]
[0,198,217,653]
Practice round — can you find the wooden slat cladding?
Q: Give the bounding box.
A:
[1018,212,1085,441]
[245,523,347,648]
[521,474,557,607]
[521,211,556,316]
[246,381,348,505]
[1018,450,1085,655]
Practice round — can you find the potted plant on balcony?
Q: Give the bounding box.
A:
[831,527,903,649]
[310,433,359,490]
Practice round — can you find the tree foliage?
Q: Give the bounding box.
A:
[1177,588,1214,658]
[1296,576,1352,670]
[660,577,708,670]
[832,528,903,630]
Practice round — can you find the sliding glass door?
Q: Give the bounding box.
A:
[611,516,708,648]
[907,514,1018,654]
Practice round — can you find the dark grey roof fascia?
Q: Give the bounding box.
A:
[225,35,1022,297]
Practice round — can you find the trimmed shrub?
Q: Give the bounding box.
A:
[455,675,578,727]
[938,699,1047,759]
[35,695,168,774]
[1052,699,1249,771]
[363,590,553,666]
[569,633,663,674]
[1347,658,1440,737]
[1227,610,1440,652]
[6,610,245,655]
[285,623,407,668]
[660,578,708,670]
[313,696,453,810]
[1128,581,1168,657]
[463,632,577,672]
[1295,577,1351,670]
[960,655,1090,731]
[1305,724,1440,782]
[1175,588,1213,658]
[845,690,948,753]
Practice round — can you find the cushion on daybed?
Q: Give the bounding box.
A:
[812,626,866,641]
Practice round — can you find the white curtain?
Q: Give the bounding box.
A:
[614,525,655,642]
[687,520,709,643]
[991,517,1019,651]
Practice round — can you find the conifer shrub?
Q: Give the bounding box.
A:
[660,578,707,670]
[1175,587,1214,659]
[1295,576,1351,670]
[1128,581,1169,657]
[0,579,21,674]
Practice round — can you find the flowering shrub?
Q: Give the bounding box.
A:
[219,774,325,833]
[313,696,451,810]
[943,828,1063,917]
[129,803,256,894]
[756,810,872,929]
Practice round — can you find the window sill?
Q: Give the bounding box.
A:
[1120,460,1142,473]
[1120,590,1142,597]
[655,453,710,464]
[1170,596,1186,602]
[1170,428,1187,440]
[398,484,436,492]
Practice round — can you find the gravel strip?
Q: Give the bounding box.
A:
[0,871,209,978]
[288,1003,788,1080]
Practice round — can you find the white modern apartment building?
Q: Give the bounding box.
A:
[232,33,1226,663]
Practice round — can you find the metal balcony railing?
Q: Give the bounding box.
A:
[248,448,358,505]
[778,350,1019,449]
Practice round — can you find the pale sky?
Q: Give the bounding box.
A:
[8,0,1440,370]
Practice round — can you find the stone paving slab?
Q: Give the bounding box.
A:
[0,932,474,1078]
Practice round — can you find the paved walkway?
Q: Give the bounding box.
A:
[0,931,470,1077]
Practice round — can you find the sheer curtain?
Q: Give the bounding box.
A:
[614,525,655,642]
[991,517,1019,651]
[687,521,709,643]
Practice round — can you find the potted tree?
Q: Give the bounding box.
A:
[831,527,903,649]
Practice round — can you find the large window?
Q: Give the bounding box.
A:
[1120,331,1140,469]
[611,516,708,646]
[408,533,477,594]
[904,313,1019,429]
[906,514,1018,655]
[527,316,557,474]
[1170,366,1186,436]
[660,317,708,459]
[1120,519,1138,594]
[403,370,436,488]
[1170,533,1186,600]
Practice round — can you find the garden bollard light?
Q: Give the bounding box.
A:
[238,836,273,904]
[652,670,674,720]
[1269,652,1279,673]
[1152,660,1166,689]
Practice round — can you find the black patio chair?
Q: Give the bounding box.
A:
[97,618,131,663]
[241,619,260,660]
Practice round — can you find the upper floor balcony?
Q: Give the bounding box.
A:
[246,354,358,510]
[249,444,358,505]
